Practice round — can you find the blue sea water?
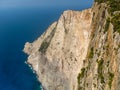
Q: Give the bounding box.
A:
[0,4,93,90]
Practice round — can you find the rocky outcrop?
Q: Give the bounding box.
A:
[24,1,120,90]
[77,2,120,90]
[24,9,92,90]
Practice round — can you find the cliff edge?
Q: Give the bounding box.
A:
[24,0,120,90]
[24,9,92,90]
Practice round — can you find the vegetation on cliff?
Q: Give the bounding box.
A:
[95,0,120,34]
[111,13,120,33]
[95,0,120,13]
[39,41,49,53]
[77,0,120,90]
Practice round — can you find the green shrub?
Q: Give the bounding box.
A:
[95,0,105,3]
[39,41,49,53]
[88,47,94,58]
[104,17,110,33]
[39,27,56,53]
[111,13,120,33]
[97,59,104,72]
[65,28,68,34]
[98,73,105,83]
[108,72,114,89]
[94,0,120,14]
[93,83,96,87]
[97,59,105,83]
[77,68,86,84]
[108,0,120,14]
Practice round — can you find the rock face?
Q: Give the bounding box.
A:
[24,1,120,90]
[77,2,120,90]
[78,0,120,90]
[24,9,92,90]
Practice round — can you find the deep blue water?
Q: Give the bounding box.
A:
[0,4,93,90]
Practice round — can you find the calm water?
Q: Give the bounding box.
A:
[0,4,92,90]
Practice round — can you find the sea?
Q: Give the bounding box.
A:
[0,4,93,90]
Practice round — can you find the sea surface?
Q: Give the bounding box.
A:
[0,4,93,90]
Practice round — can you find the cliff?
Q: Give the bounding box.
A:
[24,0,120,90]
[77,1,120,90]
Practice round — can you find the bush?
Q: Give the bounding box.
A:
[95,0,105,3]
[104,17,110,33]
[111,13,120,33]
[77,68,86,84]
[108,0,120,14]
[39,41,49,53]
[95,0,120,14]
[88,47,94,58]
[97,59,105,83]
[108,72,114,89]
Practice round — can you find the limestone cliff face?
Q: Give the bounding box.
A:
[24,9,92,90]
[24,1,120,90]
[77,2,120,90]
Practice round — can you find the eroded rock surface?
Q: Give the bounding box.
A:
[24,1,120,90]
[24,9,92,90]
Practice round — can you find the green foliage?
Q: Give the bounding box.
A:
[39,41,49,53]
[93,83,96,87]
[98,73,105,83]
[88,47,94,58]
[97,59,105,83]
[94,0,105,3]
[77,68,86,84]
[108,0,120,14]
[118,44,120,48]
[108,72,114,89]
[78,86,83,90]
[97,59,104,73]
[104,17,110,33]
[111,13,120,33]
[95,0,120,14]
[39,26,56,54]
[94,0,120,33]
[65,28,68,34]
[80,68,86,78]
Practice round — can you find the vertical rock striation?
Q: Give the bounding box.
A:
[24,9,92,90]
[24,1,120,90]
[77,1,120,90]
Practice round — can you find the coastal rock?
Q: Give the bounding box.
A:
[24,9,92,90]
[24,1,120,90]
[77,2,120,90]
